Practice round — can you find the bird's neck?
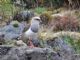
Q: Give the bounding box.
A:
[30,22,40,33]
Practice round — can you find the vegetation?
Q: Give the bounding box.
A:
[34,7,46,14]
[51,15,80,32]
[11,21,19,27]
[40,11,52,25]
[0,0,80,56]
[62,36,80,53]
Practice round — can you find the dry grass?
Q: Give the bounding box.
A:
[40,11,53,25]
[48,11,80,32]
[39,30,80,41]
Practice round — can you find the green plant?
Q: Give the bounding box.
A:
[62,35,80,53]
[13,23,19,28]
[10,21,19,28]
[34,7,46,14]
[0,0,13,14]
[0,0,19,23]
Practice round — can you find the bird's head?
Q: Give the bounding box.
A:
[31,16,41,24]
[29,16,41,33]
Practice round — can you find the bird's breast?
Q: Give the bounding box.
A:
[25,28,37,39]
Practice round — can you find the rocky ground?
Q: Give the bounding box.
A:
[0,10,80,60]
[0,37,80,60]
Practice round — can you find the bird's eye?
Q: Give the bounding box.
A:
[36,19,40,21]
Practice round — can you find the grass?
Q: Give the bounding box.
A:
[39,31,80,53]
[34,7,47,14]
[0,0,13,15]
[61,35,80,54]
[0,0,80,54]
[0,1,22,23]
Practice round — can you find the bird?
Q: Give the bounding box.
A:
[21,16,41,48]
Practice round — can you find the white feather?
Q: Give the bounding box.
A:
[24,16,40,40]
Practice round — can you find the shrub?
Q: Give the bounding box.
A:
[40,11,52,25]
[50,15,80,32]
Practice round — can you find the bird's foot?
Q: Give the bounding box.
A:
[28,40,35,48]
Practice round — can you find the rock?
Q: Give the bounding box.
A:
[20,11,34,20]
[13,11,34,22]
[0,46,61,60]
[0,21,27,40]
[0,44,79,60]
[73,54,80,60]
[0,45,12,58]
[47,37,74,60]
[15,40,27,46]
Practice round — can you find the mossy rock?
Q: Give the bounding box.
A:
[10,21,19,28]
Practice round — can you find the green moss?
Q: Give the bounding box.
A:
[13,23,19,28]
[10,21,19,28]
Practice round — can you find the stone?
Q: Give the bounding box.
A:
[0,45,61,60]
[13,11,34,22]
[47,37,74,60]
[0,42,79,60]
[0,21,27,40]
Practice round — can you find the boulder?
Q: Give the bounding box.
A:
[0,39,79,60]
[47,37,74,60]
[0,45,12,58]
[0,45,61,60]
[0,21,27,40]
[13,11,34,22]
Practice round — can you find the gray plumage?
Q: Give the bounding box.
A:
[22,16,41,45]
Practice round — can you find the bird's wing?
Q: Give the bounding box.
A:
[23,24,30,32]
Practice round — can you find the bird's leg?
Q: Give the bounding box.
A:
[28,37,35,48]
